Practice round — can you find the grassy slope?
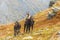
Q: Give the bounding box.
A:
[0,1,60,40]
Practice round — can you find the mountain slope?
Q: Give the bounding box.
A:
[0,1,60,40]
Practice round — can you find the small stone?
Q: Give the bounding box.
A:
[23,36,33,40]
[6,36,13,40]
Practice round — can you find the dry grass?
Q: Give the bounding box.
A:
[0,1,60,40]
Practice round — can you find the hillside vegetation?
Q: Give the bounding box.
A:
[0,1,60,40]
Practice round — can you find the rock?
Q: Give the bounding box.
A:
[23,36,33,40]
[6,36,13,40]
[56,31,60,35]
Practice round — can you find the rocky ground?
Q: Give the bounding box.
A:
[0,1,60,40]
